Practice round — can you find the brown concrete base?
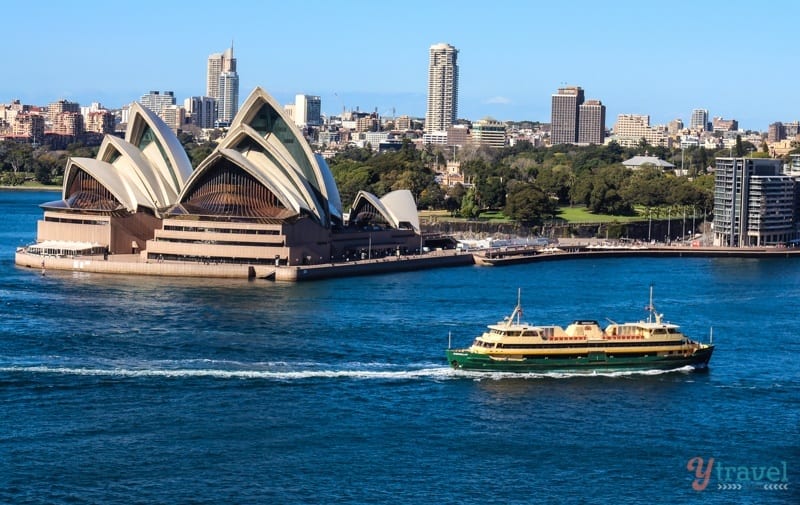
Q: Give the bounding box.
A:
[15,250,476,282]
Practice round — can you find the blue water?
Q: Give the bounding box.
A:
[1,190,798,504]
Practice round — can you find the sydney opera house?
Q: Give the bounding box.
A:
[20,87,423,271]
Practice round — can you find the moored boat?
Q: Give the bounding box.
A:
[446,288,714,372]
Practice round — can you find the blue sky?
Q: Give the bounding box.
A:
[4,0,798,131]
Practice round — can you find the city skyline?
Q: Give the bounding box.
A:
[3,0,799,131]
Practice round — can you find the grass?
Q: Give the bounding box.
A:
[420,207,646,224]
[556,206,643,223]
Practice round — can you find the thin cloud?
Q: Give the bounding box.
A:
[485,96,512,105]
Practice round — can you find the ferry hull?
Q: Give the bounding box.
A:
[446,346,714,373]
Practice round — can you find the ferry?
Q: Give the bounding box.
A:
[446,288,714,372]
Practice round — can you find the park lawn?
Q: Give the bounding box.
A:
[556,206,643,223]
[420,207,645,224]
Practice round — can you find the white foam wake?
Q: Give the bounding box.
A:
[0,365,458,381]
[0,364,698,381]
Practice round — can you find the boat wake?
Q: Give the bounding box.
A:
[0,361,699,382]
[453,365,699,380]
[0,363,456,381]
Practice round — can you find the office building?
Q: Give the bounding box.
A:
[294,94,322,127]
[578,99,605,145]
[550,86,585,144]
[425,43,459,134]
[471,118,507,148]
[713,157,795,247]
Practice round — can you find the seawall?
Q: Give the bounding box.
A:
[16,246,800,282]
[15,250,476,282]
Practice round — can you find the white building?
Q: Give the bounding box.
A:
[425,43,459,134]
[294,94,322,127]
[139,91,175,115]
[217,71,239,126]
[610,114,670,147]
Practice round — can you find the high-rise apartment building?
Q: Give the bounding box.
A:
[713,157,795,247]
[217,71,239,126]
[207,45,239,126]
[47,99,80,128]
[768,121,800,142]
[185,96,217,129]
[294,94,322,127]
[84,110,115,134]
[425,43,459,134]
[578,99,606,145]
[50,112,84,136]
[139,91,176,114]
[690,108,709,131]
[159,105,186,133]
[550,86,585,144]
[11,112,45,139]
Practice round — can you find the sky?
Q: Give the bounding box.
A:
[4,0,799,132]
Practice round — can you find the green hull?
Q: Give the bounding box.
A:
[445,346,714,373]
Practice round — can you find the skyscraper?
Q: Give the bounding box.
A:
[550,86,584,144]
[217,71,239,126]
[425,43,459,134]
[578,99,606,145]
[207,45,239,126]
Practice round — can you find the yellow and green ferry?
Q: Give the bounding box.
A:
[446,288,714,372]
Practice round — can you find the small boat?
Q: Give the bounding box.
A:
[446,287,714,372]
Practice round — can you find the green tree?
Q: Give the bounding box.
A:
[460,186,480,219]
[445,184,466,215]
[477,176,506,209]
[588,165,634,215]
[418,183,445,210]
[620,167,667,208]
[735,135,744,157]
[504,182,557,226]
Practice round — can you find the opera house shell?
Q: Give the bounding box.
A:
[28,87,421,268]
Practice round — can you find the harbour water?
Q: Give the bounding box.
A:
[1,190,798,504]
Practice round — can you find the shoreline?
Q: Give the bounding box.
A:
[14,244,800,282]
[0,185,61,191]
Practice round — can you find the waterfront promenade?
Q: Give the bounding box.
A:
[14,248,475,282]
[15,241,800,282]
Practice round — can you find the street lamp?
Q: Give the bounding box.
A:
[682,206,686,242]
[667,207,671,244]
